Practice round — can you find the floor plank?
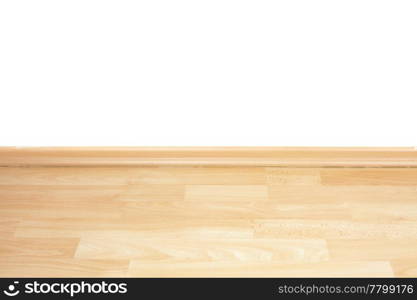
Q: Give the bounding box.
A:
[0,258,129,277]
[75,238,328,263]
[328,240,417,260]
[128,261,394,277]
[321,168,417,186]
[254,220,417,239]
[0,237,79,258]
[266,168,321,185]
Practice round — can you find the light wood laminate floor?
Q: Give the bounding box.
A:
[1,167,417,277]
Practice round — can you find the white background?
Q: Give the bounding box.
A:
[1,1,416,146]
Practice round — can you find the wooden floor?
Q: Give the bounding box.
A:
[1,166,417,277]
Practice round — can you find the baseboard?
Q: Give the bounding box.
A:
[0,147,416,167]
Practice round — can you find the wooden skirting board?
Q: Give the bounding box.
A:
[0,147,416,167]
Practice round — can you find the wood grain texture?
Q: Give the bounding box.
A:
[128,261,394,277]
[75,237,328,263]
[321,168,417,186]
[1,166,417,277]
[0,147,416,167]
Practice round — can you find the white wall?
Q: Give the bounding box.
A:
[1,1,416,146]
